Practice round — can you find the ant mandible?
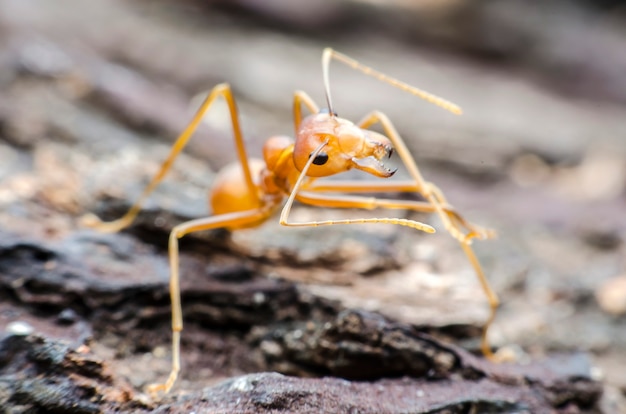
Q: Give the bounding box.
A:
[82,48,499,394]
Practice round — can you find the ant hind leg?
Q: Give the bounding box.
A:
[81,83,258,233]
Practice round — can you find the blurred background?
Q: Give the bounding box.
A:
[0,0,625,405]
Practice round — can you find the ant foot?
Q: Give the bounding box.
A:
[145,371,178,398]
[146,383,169,399]
[466,227,497,241]
[474,226,497,240]
[489,344,528,364]
[79,213,129,234]
[79,213,104,228]
[446,224,473,244]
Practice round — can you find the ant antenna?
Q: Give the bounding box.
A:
[322,48,463,116]
[322,48,336,117]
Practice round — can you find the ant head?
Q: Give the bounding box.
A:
[293,113,396,178]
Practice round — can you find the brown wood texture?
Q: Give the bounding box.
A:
[1,0,626,412]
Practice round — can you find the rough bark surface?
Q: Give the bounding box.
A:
[0,231,603,412]
[1,0,625,413]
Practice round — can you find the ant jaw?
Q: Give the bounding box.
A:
[351,139,396,178]
[352,155,396,178]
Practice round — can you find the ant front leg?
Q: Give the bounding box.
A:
[81,83,258,233]
[358,110,481,243]
[303,179,495,243]
[294,189,488,241]
[357,110,500,359]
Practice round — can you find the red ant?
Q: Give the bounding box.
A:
[82,48,499,394]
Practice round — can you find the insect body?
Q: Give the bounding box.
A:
[82,49,499,395]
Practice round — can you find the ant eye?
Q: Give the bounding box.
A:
[310,152,329,165]
[319,108,338,117]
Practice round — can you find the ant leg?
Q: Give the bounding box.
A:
[424,182,495,241]
[357,110,499,359]
[279,142,435,234]
[357,111,460,237]
[293,90,319,133]
[294,189,488,240]
[81,83,258,233]
[146,207,274,396]
[302,180,496,241]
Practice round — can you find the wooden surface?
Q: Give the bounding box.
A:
[0,0,625,412]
